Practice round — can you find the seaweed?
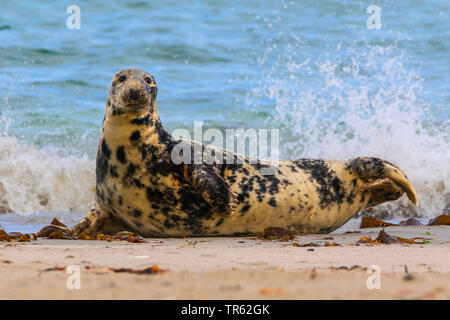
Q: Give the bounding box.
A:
[427,214,450,226]
[330,265,366,271]
[360,217,422,228]
[0,229,37,242]
[293,242,322,247]
[259,287,284,295]
[257,227,294,241]
[41,229,147,243]
[324,242,342,247]
[108,265,166,275]
[356,229,431,245]
[360,214,450,229]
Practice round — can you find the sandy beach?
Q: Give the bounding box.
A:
[1,225,448,299]
[1,0,449,305]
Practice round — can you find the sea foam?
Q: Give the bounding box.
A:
[0,130,95,216]
[254,44,449,218]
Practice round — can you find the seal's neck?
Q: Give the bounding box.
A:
[105,98,158,119]
[101,99,162,142]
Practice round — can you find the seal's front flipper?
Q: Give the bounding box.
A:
[69,208,136,236]
[36,224,70,237]
[37,208,134,238]
[346,157,419,206]
[37,208,98,237]
[185,164,238,215]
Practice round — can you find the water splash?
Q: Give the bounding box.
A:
[253,44,449,218]
[0,119,95,215]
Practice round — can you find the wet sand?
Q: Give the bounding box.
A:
[0,225,449,299]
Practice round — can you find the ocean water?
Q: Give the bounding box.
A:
[0,1,449,232]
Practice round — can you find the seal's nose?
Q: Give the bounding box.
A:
[129,88,140,100]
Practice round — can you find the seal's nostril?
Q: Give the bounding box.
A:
[129,88,140,100]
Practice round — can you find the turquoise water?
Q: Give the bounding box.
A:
[0,1,448,230]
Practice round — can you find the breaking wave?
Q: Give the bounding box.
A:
[0,116,95,216]
[252,44,449,218]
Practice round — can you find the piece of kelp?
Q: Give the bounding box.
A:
[0,229,37,242]
[257,227,294,241]
[109,265,166,275]
[324,242,342,247]
[331,265,366,271]
[360,217,422,228]
[0,229,10,241]
[428,214,450,226]
[44,228,147,243]
[356,235,376,244]
[292,242,322,247]
[40,265,66,273]
[361,214,450,229]
[360,217,398,228]
[357,230,431,245]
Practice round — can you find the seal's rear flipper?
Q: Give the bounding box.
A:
[346,157,419,206]
[362,177,404,207]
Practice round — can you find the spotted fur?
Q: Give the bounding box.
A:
[38,69,419,238]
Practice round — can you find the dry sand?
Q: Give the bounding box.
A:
[0,225,449,299]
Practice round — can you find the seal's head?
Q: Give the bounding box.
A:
[108,68,157,113]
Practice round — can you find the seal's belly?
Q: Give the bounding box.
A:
[103,159,367,237]
[212,161,368,235]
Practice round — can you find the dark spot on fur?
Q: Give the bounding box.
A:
[268,197,277,207]
[215,218,224,227]
[96,186,105,203]
[101,139,111,159]
[131,114,152,126]
[346,190,356,204]
[164,219,173,229]
[241,204,251,213]
[126,163,137,177]
[133,178,145,189]
[96,139,111,185]
[146,187,165,203]
[162,207,171,216]
[130,130,141,141]
[111,106,124,116]
[133,209,142,218]
[109,165,119,178]
[116,146,127,164]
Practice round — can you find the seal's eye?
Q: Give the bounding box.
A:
[118,75,127,82]
[144,77,152,84]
